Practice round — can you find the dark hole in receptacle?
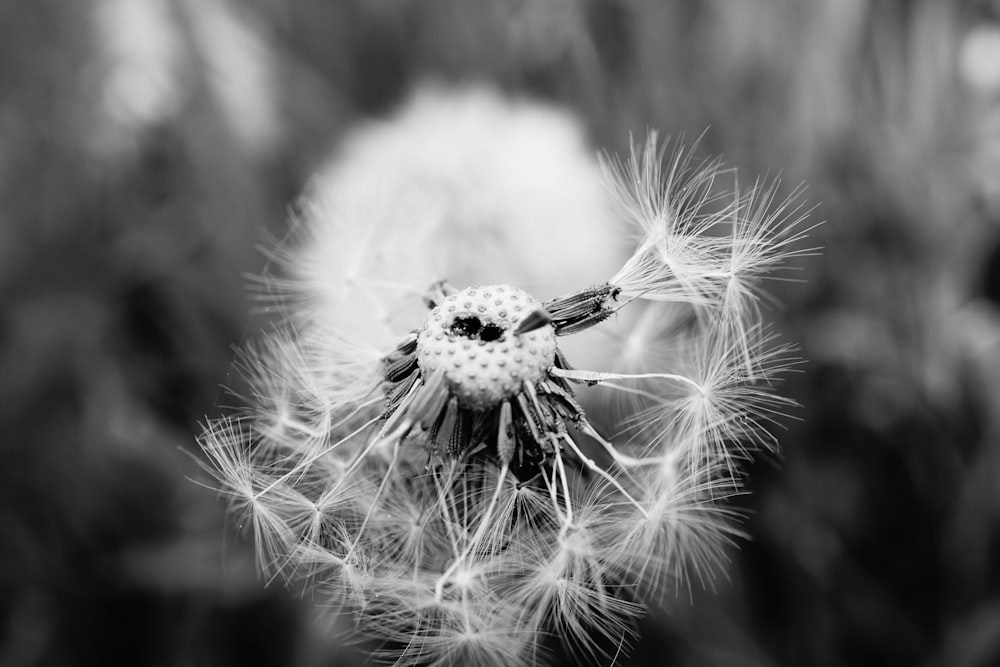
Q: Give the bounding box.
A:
[480,323,504,342]
[449,316,481,337]
[449,316,505,342]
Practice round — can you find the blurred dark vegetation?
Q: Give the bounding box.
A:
[2,0,1000,666]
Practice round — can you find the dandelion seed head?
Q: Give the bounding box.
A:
[200,100,812,665]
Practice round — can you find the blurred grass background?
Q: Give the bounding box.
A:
[2,1,1000,666]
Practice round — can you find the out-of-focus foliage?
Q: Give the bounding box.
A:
[2,0,999,665]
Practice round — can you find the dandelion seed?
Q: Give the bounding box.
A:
[200,95,810,666]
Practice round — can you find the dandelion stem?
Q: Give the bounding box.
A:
[434,463,510,600]
[550,367,705,394]
[578,421,672,469]
[559,432,649,518]
[349,435,401,554]
[256,413,382,498]
[290,414,409,533]
[432,460,464,555]
[552,448,575,531]
[543,461,564,523]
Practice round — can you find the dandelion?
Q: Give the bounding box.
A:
[200,89,811,666]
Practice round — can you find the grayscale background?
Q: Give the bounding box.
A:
[2,1,999,666]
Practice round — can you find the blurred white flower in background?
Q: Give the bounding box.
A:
[201,84,811,665]
[94,0,183,146]
[285,84,627,371]
[91,0,280,159]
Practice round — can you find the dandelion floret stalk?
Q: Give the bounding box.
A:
[199,131,811,666]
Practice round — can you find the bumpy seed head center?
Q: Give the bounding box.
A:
[416,284,557,410]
